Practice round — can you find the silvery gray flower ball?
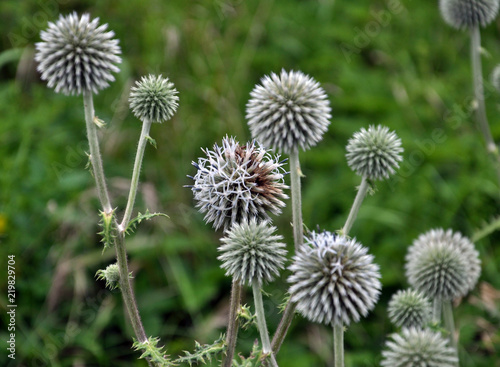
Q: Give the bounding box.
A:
[346,125,403,180]
[381,328,459,367]
[218,219,287,285]
[129,75,179,123]
[409,228,480,297]
[35,12,121,95]
[246,69,331,154]
[189,136,288,230]
[388,289,432,329]
[288,231,381,326]
[439,0,500,29]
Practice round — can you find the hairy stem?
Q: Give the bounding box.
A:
[271,300,296,354]
[432,297,442,323]
[252,280,278,367]
[289,149,304,251]
[342,176,369,236]
[120,119,153,230]
[470,26,500,187]
[83,90,112,214]
[333,323,344,367]
[222,279,242,367]
[442,301,459,365]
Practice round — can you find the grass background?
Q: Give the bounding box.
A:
[1,0,500,366]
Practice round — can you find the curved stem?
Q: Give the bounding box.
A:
[289,149,304,251]
[252,280,278,367]
[442,301,459,365]
[222,279,242,367]
[470,26,500,187]
[342,176,369,236]
[83,90,112,214]
[120,119,153,230]
[333,323,344,367]
[271,300,296,354]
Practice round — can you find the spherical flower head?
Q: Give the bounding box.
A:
[491,64,500,93]
[410,228,481,297]
[439,0,499,29]
[129,74,179,123]
[218,219,287,285]
[189,136,289,230]
[246,69,331,154]
[35,12,121,95]
[346,125,403,180]
[388,289,432,329]
[288,231,381,326]
[382,327,458,367]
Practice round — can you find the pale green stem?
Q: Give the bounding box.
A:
[119,119,153,231]
[333,323,344,367]
[271,300,296,354]
[222,279,242,367]
[252,280,278,367]
[83,90,152,366]
[289,149,304,251]
[470,26,500,187]
[83,90,112,214]
[342,176,369,236]
[432,297,442,323]
[442,301,459,365]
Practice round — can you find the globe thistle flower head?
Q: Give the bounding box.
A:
[288,231,381,326]
[388,289,432,329]
[218,219,287,285]
[35,12,121,95]
[346,125,403,180]
[439,0,499,29]
[129,75,179,123]
[246,69,331,154]
[95,263,120,290]
[189,136,289,230]
[410,228,480,296]
[382,327,459,367]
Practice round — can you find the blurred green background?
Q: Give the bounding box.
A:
[1,0,499,366]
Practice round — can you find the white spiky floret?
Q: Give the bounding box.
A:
[346,125,403,180]
[382,328,459,367]
[129,74,179,123]
[439,0,500,30]
[35,12,121,95]
[288,231,381,326]
[246,69,331,154]
[218,219,287,285]
[189,136,289,230]
[388,289,432,329]
[408,228,480,298]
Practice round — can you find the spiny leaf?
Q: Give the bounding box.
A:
[237,304,256,329]
[472,215,500,242]
[174,334,226,366]
[98,208,117,252]
[125,209,169,235]
[132,337,177,366]
[232,340,261,367]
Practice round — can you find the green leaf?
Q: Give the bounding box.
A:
[125,209,168,235]
[174,334,226,366]
[132,337,177,366]
[98,209,117,252]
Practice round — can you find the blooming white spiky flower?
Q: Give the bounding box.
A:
[189,136,288,230]
[439,0,499,29]
[409,228,481,297]
[218,219,287,285]
[346,125,403,180]
[246,69,331,154]
[288,231,381,326]
[129,75,179,123]
[388,289,432,329]
[381,328,459,367]
[35,12,121,95]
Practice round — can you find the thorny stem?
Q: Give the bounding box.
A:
[470,26,500,188]
[442,301,459,366]
[120,119,153,230]
[333,323,344,367]
[341,176,370,236]
[222,279,242,367]
[252,280,278,367]
[83,90,152,367]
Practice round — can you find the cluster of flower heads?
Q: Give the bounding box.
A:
[218,219,287,285]
[405,228,480,301]
[246,69,331,154]
[35,12,121,95]
[189,136,289,230]
[288,231,381,326]
[346,125,403,181]
[439,0,500,29]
